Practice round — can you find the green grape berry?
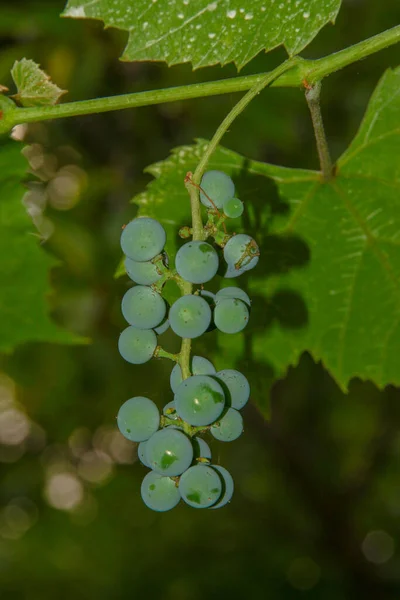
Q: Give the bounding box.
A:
[224,234,259,278]
[175,375,225,426]
[179,465,222,508]
[145,428,193,476]
[175,241,219,284]
[118,326,157,364]
[223,197,244,218]
[200,170,235,209]
[141,471,180,512]
[211,408,243,442]
[170,355,216,394]
[117,396,160,442]
[121,217,166,262]
[169,295,211,339]
[214,297,249,334]
[121,286,166,330]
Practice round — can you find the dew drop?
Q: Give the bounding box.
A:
[177,12,184,18]
[244,12,253,20]
[208,32,216,38]
[303,11,310,18]
[227,9,237,18]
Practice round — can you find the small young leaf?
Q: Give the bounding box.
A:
[0,140,84,352]
[11,59,66,107]
[62,0,342,70]
[131,65,400,414]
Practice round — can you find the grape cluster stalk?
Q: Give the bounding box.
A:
[117,170,259,511]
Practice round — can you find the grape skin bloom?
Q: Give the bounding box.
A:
[141,471,181,512]
[200,170,235,209]
[175,375,225,426]
[214,297,249,334]
[117,396,160,442]
[211,408,243,442]
[121,217,166,262]
[145,428,193,476]
[216,369,250,410]
[175,241,219,284]
[170,355,216,394]
[179,465,222,508]
[125,256,162,286]
[118,326,157,364]
[169,295,211,339]
[121,286,166,330]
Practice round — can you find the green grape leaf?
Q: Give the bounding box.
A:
[131,65,400,414]
[11,58,66,107]
[0,140,83,353]
[62,0,342,70]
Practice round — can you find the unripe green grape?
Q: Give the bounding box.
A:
[121,286,166,330]
[145,428,193,476]
[141,471,180,512]
[199,289,216,304]
[117,396,160,442]
[118,326,157,364]
[214,298,249,334]
[175,241,219,284]
[209,466,234,509]
[211,408,243,442]
[175,375,225,426]
[179,465,222,508]
[216,369,250,410]
[223,197,244,218]
[138,441,151,467]
[169,295,211,339]
[192,437,212,462]
[121,217,166,262]
[200,170,235,209]
[154,318,170,335]
[124,256,162,285]
[224,234,259,278]
[170,355,216,394]
[215,286,251,308]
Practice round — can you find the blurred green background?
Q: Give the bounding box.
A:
[1,1,400,598]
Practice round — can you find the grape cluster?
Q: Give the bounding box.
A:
[117,170,259,511]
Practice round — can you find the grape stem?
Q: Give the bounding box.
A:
[174,174,208,382]
[174,63,300,382]
[192,57,302,184]
[155,347,179,362]
[305,81,334,181]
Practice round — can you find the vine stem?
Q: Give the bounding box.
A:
[1,24,400,133]
[193,57,300,183]
[305,81,333,181]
